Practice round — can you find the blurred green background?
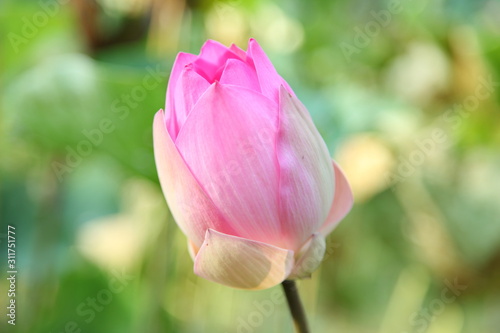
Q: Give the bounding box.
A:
[1,0,500,332]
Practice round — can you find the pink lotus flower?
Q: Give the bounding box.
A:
[153,39,353,290]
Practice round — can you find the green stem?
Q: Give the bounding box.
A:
[281,280,310,333]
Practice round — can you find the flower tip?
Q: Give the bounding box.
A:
[248,38,259,49]
[155,108,165,118]
[279,85,293,101]
[208,80,222,93]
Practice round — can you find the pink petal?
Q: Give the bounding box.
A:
[219,59,260,92]
[192,40,240,82]
[319,161,354,236]
[247,38,295,103]
[175,83,285,247]
[276,86,335,250]
[194,229,294,290]
[288,233,326,279]
[229,43,247,60]
[165,52,198,137]
[172,65,210,138]
[153,110,238,247]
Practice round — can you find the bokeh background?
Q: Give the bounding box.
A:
[1,0,500,332]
